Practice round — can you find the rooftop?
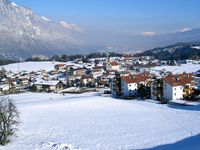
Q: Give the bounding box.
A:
[163,73,193,86]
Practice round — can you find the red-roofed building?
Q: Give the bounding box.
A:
[107,61,120,71]
[112,73,151,97]
[163,73,195,100]
[121,73,151,97]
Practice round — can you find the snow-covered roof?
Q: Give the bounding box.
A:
[0,84,9,89]
[35,80,61,86]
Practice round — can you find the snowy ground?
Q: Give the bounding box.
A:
[2,61,64,72]
[0,92,200,150]
[1,61,86,73]
[152,64,200,74]
[2,62,200,74]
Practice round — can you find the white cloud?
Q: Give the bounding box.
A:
[141,32,156,36]
[60,21,83,32]
[179,27,192,32]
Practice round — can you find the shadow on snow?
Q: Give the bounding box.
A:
[144,134,200,150]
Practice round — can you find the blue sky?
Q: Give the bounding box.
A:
[12,0,200,35]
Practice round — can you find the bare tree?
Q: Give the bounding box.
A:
[0,97,19,145]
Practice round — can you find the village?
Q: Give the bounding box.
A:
[0,55,200,103]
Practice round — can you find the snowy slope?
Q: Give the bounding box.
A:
[1,61,86,73]
[2,61,66,72]
[3,61,200,74]
[152,64,200,74]
[1,92,200,150]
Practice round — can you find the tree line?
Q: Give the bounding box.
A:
[26,52,124,62]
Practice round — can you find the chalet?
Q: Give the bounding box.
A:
[108,61,120,71]
[0,84,10,94]
[74,58,83,64]
[19,78,29,85]
[6,78,17,86]
[163,73,194,100]
[34,80,64,93]
[67,75,82,87]
[73,68,86,76]
[54,64,66,70]
[90,69,104,79]
[81,75,95,87]
[98,79,110,88]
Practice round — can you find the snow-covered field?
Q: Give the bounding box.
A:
[2,61,86,73]
[2,61,200,74]
[152,64,200,74]
[1,92,200,150]
[2,61,64,72]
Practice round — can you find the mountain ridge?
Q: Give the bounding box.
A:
[0,0,85,60]
[138,42,200,60]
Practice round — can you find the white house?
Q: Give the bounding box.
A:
[19,78,29,85]
[163,83,184,100]
[35,80,64,93]
[121,76,138,97]
[163,73,194,100]
[120,73,150,97]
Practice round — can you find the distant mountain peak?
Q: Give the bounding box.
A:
[0,0,84,60]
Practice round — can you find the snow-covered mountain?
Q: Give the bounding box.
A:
[0,0,84,60]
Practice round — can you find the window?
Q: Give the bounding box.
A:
[180,87,182,90]
[174,93,176,96]
[174,88,176,90]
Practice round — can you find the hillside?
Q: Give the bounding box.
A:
[140,43,200,60]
